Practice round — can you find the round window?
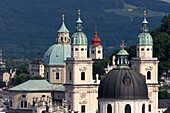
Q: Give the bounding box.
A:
[81,48,84,51]
[75,48,78,51]
[141,48,144,51]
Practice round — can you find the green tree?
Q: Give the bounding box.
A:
[93,59,110,79]
[31,75,43,80]
[12,73,29,86]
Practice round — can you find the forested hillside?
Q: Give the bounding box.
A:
[0,0,169,58]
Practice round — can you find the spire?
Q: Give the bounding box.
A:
[141,10,149,33]
[120,39,125,49]
[58,14,69,33]
[76,9,83,32]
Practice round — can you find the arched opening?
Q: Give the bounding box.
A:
[142,104,145,113]
[69,71,72,80]
[42,111,46,113]
[125,104,131,113]
[61,37,63,42]
[107,104,112,113]
[81,72,85,80]
[147,71,151,80]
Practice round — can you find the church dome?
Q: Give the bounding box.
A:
[138,32,153,45]
[92,32,101,47]
[98,41,148,100]
[43,44,71,65]
[98,67,148,99]
[72,32,88,45]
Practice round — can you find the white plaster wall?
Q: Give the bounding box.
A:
[99,99,148,113]
[65,86,98,113]
[9,91,52,110]
[89,45,103,59]
[72,45,88,58]
[44,65,66,84]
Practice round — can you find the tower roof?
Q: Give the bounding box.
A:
[72,9,88,45]
[137,10,153,45]
[117,40,129,56]
[57,15,69,33]
[92,28,101,47]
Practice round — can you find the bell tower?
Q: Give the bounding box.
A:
[131,10,159,113]
[89,27,103,59]
[64,10,99,113]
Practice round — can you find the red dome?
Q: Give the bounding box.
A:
[92,32,101,47]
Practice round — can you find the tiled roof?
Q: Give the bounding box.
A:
[9,80,65,92]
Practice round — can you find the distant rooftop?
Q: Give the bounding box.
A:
[9,80,65,92]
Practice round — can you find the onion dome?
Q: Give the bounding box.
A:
[43,44,71,65]
[72,10,88,45]
[98,41,148,100]
[57,15,69,33]
[92,31,101,47]
[137,10,153,45]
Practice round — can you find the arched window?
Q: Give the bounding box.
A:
[61,37,63,42]
[69,71,72,80]
[107,104,112,113]
[81,72,85,80]
[20,95,27,108]
[125,104,131,113]
[147,71,151,80]
[148,104,151,112]
[142,104,145,113]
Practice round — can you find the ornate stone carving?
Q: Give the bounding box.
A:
[145,66,152,71]
[80,92,86,99]
[79,67,87,72]
[79,100,87,104]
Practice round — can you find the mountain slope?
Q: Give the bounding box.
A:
[0,0,169,58]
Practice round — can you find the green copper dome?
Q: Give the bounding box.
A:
[137,32,153,45]
[72,10,88,45]
[43,44,71,65]
[137,14,153,45]
[117,49,129,56]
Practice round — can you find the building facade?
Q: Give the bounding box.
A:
[64,10,99,113]
[131,11,159,113]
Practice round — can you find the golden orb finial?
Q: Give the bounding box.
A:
[62,14,64,22]
[78,9,81,16]
[144,10,147,17]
